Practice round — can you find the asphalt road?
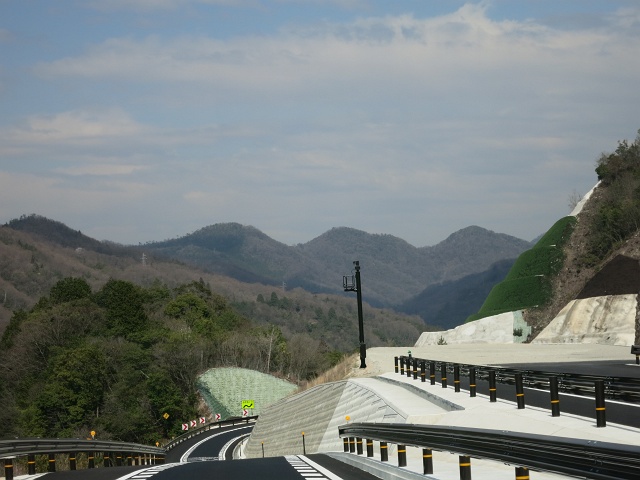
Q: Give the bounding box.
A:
[39,423,379,480]
[475,360,640,428]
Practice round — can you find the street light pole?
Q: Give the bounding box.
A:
[349,261,366,368]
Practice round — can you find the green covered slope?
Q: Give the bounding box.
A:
[197,367,298,420]
[467,216,576,322]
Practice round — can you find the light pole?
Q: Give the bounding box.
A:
[344,260,366,368]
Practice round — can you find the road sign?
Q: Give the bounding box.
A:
[199,417,206,425]
[90,430,96,439]
[242,409,249,417]
[182,423,188,431]
[241,400,255,409]
[215,413,221,421]
[190,419,197,428]
[163,413,170,420]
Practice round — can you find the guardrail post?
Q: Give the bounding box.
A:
[459,455,471,480]
[413,360,418,380]
[515,466,530,479]
[550,376,560,416]
[262,442,265,458]
[127,453,133,466]
[454,364,461,392]
[420,361,426,382]
[515,373,525,409]
[4,458,14,480]
[397,445,407,467]
[302,432,306,455]
[28,454,36,474]
[469,367,476,397]
[380,442,388,462]
[48,453,56,472]
[343,438,349,452]
[429,362,436,385]
[407,357,412,378]
[366,439,374,457]
[489,370,497,402]
[69,452,77,470]
[423,448,433,474]
[400,357,405,375]
[595,380,606,427]
[356,437,363,455]
[441,362,448,388]
[349,437,356,453]
[104,452,111,467]
[116,452,123,466]
[394,356,399,373]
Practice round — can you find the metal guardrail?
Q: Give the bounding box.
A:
[164,416,258,451]
[398,355,640,402]
[339,422,640,480]
[0,416,258,478]
[0,437,164,459]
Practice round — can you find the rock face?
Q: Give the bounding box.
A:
[532,295,636,346]
[414,311,532,346]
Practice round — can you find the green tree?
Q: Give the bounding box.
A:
[95,279,149,341]
[49,277,92,305]
[25,343,106,437]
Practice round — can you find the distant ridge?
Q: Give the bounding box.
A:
[143,223,531,307]
[3,214,531,327]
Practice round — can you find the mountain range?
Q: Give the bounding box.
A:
[143,223,532,309]
[2,215,532,331]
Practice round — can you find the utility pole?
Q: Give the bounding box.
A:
[344,261,366,368]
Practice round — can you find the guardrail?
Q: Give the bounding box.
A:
[339,422,640,480]
[0,438,165,479]
[164,416,258,451]
[396,355,639,427]
[0,416,258,479]
[396,355,640,402]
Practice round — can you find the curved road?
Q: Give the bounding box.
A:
[41,423,379,480]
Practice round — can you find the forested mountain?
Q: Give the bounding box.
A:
[144,224,531,307]
[399,258,516,330]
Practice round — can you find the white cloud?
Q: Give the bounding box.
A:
[4,3,640,246]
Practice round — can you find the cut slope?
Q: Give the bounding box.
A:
[197,367,297,420]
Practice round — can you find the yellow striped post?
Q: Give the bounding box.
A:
[380,441,388,462]
[27,454,36,474]
[459,455,471,480]
[4,458,13,480]
[441,362,448,388]
[515,373,525,409]
[595,380,606,427]
[423,448,433,474]
[489,370,497,402]
[515,466,530,479]
[48,453,56,472]
[397,445,407,467]
[469,367,477,397]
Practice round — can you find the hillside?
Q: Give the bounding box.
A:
[0,217,427,351]
[143,224,531,308]
[460,130,640,344]
[399,258,516,330]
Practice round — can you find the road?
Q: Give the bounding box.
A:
[478,359,640,428]
[40,423,379,480]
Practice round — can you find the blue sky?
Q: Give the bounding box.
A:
[1,1,639,247]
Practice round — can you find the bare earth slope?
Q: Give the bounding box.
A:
[524,184,640,343]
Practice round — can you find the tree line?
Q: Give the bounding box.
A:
[0,277,343,444]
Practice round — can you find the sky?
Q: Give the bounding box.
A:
[1,1,639,248]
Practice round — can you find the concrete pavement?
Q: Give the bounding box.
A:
[243,344,640,479]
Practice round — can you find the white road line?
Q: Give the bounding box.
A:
[296,455,346,480]
[180,425,253,462]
